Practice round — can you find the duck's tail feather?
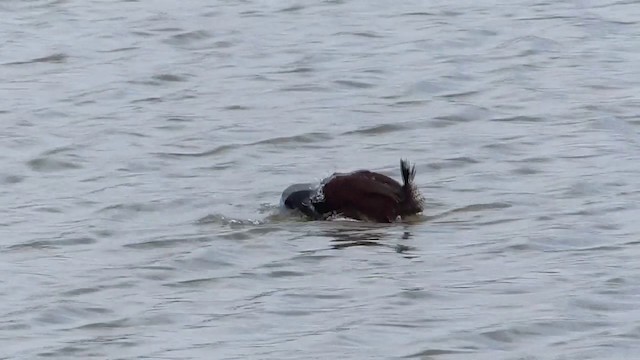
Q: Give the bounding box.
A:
[400,159,416,186]
[400,159,425,214]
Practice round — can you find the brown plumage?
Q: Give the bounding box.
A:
[281,159,425,223]
[311,159,425,222]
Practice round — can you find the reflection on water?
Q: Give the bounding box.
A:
[322,224,415,253]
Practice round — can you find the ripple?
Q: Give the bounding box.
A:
[284,290,346,300]
[97,202,159,214]
[279,4,305,12]
[239,10,266,17]
[4,53,68,66]
[477,218,521,227]
[397,287,437,300]
[167,116,194,122]
[571,296,636,312]
[334,80,376,89]
[99,46,138,53]
[403,349,473,358]
[432,114,476,124]
[123,236,209,249]
[439,90,481,99]
[164,277,223,288]
[27,157,82,172]
[390,99,431,107]
[2,174,25,184]
[155,144,239,158]
[462,203,512,211]
[152,73,188,82]
[511,166,540,175]
[62,281,136,298]
[7,237,96,250]
[213,40,234,48]
[266,270,306,278]
[62,287,101,296]
[130,96,163,103]
[335,31,384,38]
[275,67,314,74]
[197,214,253,225]
[219,225,288,240]
[290,253,334,263]
[0,321,29,331]
[252,132,332,146]
[437,203,512,220]
[163,30,212,45]
[223,105,251,110]
[152,27,183,33]
[34,302,114,327]
[281,84,330,92]
[491,115,542,123]
[74,318,130,330]
[427,157,479,170]
[398,12,436,17]
[343,123,407,136]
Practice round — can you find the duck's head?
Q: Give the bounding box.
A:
[280,183,319,219]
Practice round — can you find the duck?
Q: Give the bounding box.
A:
[280,159,424,223]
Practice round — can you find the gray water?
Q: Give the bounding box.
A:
[3,0,640,359]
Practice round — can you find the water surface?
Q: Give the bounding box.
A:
[2,0,640,359]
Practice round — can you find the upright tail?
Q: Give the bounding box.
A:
[400,159,424,215]
[400,159,416,188]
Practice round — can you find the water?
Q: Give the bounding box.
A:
[2,0,640,358]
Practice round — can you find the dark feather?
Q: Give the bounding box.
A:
[320,173,404,222]
[284,159,425,223]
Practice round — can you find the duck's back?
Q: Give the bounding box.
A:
[316,170,405,222]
